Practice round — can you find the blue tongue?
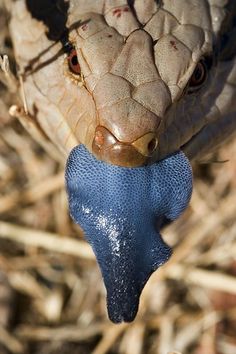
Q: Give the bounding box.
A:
[65,145,192,323]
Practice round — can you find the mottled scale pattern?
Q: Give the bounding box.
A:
[9,0,236,160]
[66,145,192,322]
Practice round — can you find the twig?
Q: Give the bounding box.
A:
[0,172,65,214]
[0,221,94,260]
[92,323,129,354]
[9,105,64,163]
[16,323,105,342]
[120,323,145,354]
[173,311,220,352]
[19,74,28,114]
[0,327,24,354]
[0,55,18,93]
[166,264,236,294]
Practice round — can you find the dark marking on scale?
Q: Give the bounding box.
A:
[170,40,178,51]
[81,24,88,31]
[112,6,130,18]
[113,8,122,18]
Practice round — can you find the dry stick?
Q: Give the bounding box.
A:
[173,311,221,352]
[92,323,129,354]
[154,191,235,282]
[9,105,64,163]
[140,191,236,313]
[8,271,48,300]
[0,253,55,272]
[195,241,236,266]
[218,336,236,354]
[0,171,64,214]
[120,323,145,354]
[16,324,105,342]
[0,221,94,260]
[170,192,236,265]
[0,327,24,354]
[166,265,236,294]
[195,223,236,265]
[159,315,175,354]
[0,55,18,93]
[18,74,28,114]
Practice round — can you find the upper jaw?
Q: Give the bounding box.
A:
[92,125,159,167]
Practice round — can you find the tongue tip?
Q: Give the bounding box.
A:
[108,310,138,324]
[104,244,172,324]
[107,298,139,324]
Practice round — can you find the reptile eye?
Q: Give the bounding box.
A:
[188,60,207,90]
[68,49,81,75]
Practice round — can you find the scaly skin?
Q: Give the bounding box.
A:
[9,0,236,165]
[7,0,236,323]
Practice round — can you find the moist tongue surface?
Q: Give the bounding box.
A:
[65,145,192,323]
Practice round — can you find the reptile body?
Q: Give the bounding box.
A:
[8,0,236,322]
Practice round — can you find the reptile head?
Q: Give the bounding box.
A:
[13,1,215,323]
[63,6,211,321]
[66,145,192,322]
[15,2,212,166]
[62,4,205,322]
[64,7,212,167]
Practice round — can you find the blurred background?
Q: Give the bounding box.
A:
[0,2,236,353]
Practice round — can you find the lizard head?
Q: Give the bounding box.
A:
[13,1,216,322]
[17,2,212,166]
[63,7,201,319]
[64,6,211,167]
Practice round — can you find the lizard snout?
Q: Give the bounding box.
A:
[92,126,158,167]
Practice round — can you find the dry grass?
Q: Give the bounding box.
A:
[0,3,236,354]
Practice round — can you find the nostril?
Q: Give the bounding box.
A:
[148,138,158,154]
[132,133,158,157]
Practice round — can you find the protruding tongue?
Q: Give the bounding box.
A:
[65,145,192,323]
[92,225,171,322]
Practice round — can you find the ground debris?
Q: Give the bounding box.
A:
[0,1,236,354]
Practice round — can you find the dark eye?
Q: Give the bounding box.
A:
[188,60,207,91]
[68,48,81,75]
